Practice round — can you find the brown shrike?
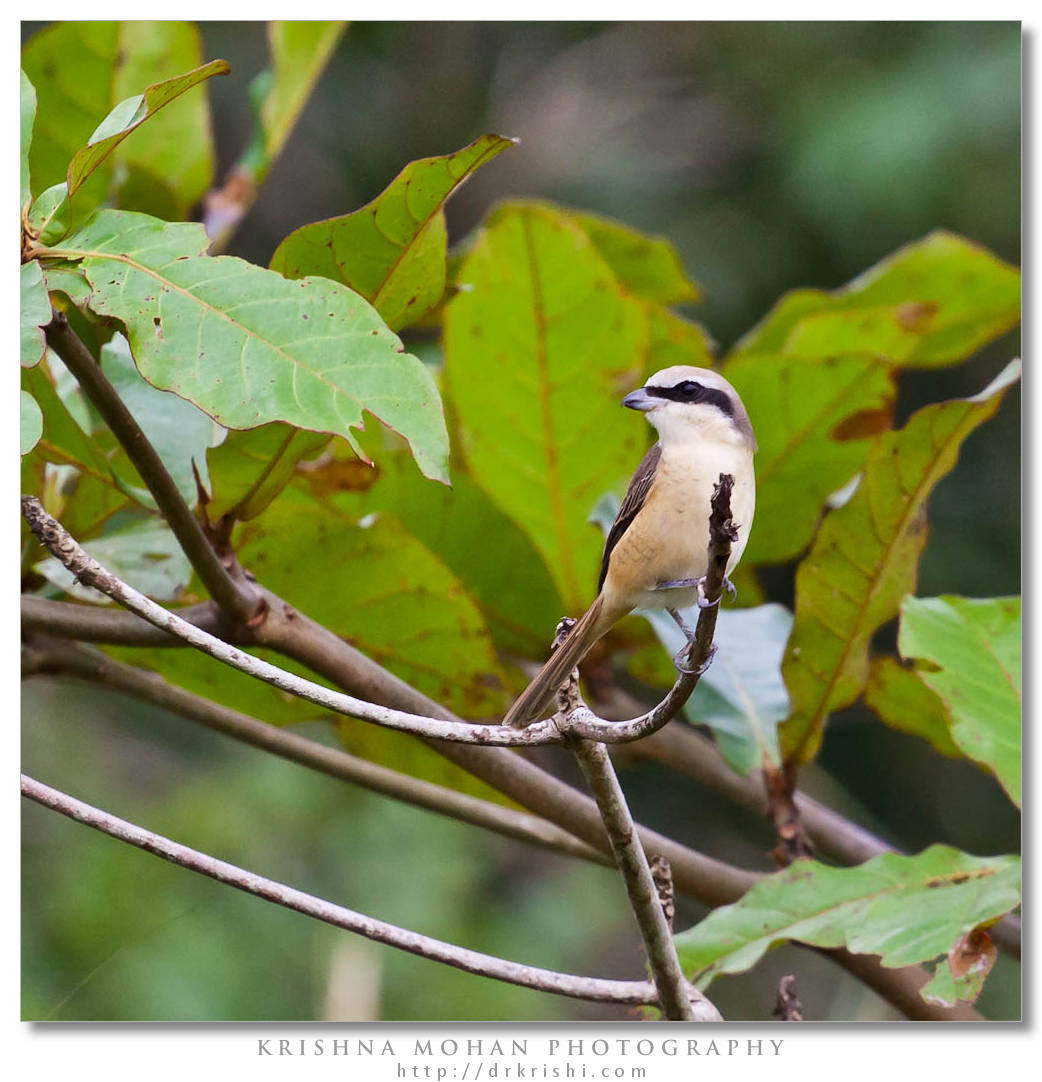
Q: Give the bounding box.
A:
[504,365,757,728]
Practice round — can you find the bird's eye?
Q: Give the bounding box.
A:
[679,381,700,397]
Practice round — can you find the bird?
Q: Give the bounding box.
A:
[503,364,757,729]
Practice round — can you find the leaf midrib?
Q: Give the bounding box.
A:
[370,139,509,316]
[52,244,370,415]
[519,210,581,609]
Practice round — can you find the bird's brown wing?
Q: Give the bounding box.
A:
[597,442,661,592]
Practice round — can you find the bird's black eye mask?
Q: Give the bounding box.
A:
[645,380,735,418]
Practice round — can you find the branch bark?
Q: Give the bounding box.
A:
[42,311,259,623]
[20,774,657,1008]
[572,740,717,1021]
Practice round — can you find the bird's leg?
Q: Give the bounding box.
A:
[668,607,717,675]
[655,574,736,608]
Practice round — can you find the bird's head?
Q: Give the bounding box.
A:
[622,366,757,451]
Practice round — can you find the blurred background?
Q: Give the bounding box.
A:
[22,21,1021,1021]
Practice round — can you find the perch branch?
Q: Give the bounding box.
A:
[558,475,737,1021]
[42,311,259,623]
[19,496,712,749]
[21,637,605,866]
[572,740,717,1020]
[20,774,657,1007]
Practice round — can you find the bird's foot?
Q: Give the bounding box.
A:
[674,642,717,676]
[695,577,720,609]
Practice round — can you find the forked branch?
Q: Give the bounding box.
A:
[20,496,712,748]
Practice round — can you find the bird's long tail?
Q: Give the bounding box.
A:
[503,596,608,728]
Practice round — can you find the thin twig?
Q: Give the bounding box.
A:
[22,637,605,866]
[42,312,259,623]
[20,774,657,1007]
[773,975,804,1021]
[19,496,705,749]
[650,857,675,933]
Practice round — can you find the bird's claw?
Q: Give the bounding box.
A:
[696,577,719,609]
[696,575,737,608]
[673,643,717,676]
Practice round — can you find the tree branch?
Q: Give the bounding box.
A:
[20,774,657,1008]
[21,594,227,646]
[42,311,259,623]
[19,496,710,749]
[22,636,605,866]
[572,740,717,1021]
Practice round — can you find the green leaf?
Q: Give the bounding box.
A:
[28,184,70,246]
[864,656,964,760]
[21,261,51,367]
[39,259,92,309]
[642,604,791,775]
[569,211,701,305]
[66,60,229,199]
[674,846,1020,998]
[271,134,516,331]
[306,440,566,658]
[35,518,191,603]
[899,595,1021,807]
[22,22,217,220]
[100,334,222,508]
[235,487,509,718]
[46,209,450,483]
[21,70,36,208]
[724,354,896,566]
[254,21,346,175]
[21,391,43,455]
[205,424,331,521]
[444,202,647,611]
[732,232,1020,369]
[21,363,116,489]
[780,360,1020,766]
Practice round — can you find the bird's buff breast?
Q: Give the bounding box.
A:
[604,444,755,614]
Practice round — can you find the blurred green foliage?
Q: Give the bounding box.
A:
[21,20,1020,1022]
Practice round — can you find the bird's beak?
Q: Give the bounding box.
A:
[622,387,655,411]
